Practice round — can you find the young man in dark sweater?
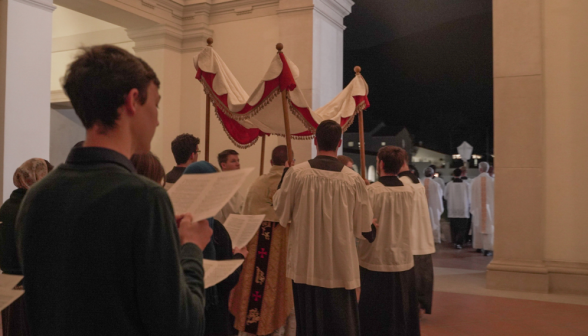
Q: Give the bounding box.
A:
[16,45,212,336]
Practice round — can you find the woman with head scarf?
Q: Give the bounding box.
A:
[183,161,248,336]
[0,158,53,336]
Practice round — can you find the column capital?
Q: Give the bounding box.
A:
[127,24,212,53]
[14,0,56,12]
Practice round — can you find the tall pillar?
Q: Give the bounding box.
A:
[278,0,352,162]
[488,0,588,295]
[128,25,185,171]
[0,0,55,201]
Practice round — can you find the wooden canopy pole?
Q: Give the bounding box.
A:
[260,134,266,175]
[355,66,366,179]
[204,38,213,162]
[277,43,294,166]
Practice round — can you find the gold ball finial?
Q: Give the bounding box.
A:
[276,43,284,52]
[354,66,361,74]
[207,38,213,46]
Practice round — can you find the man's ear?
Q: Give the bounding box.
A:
[314,138,318,147]
[189,152,195,161]
[124,88,140,116]
[337,139,342,148]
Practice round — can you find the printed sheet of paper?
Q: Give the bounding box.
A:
[167,167,254,221]
[223,214,266,248]
[203,259,244,289]
[0,274,24,311]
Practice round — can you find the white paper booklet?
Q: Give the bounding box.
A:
[167,167,254,221]
[203,259,244,289]
[0,274,24,311]
[223,214,266,248]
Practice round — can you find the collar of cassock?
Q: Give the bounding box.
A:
[378,176,404,187]
[452,178,463,183]
[398,171,419,184]
[66,147,137,173]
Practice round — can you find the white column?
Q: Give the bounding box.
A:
[128,25,185,171]
[277,0,352,162]
[0,0,55,201]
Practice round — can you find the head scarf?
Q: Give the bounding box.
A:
[13,159,50,190]
[183,161,219,307]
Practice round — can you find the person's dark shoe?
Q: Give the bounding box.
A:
[475,249,483,253]
[455,244,462,249]
[484,250,493,256]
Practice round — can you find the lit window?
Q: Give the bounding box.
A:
[381,142,386,146]
[348,142,354,147]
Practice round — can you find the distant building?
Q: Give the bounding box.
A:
[413,146,451,168]
[343,122,413,181]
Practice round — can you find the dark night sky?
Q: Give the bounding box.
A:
[343,0,493,156]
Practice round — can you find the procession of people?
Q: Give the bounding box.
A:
[0,45,495,336]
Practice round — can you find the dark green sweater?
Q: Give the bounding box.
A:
[16,147,205,336]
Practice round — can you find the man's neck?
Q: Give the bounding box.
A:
[398,163,409,174]
[83,128,133,159]
[316,150,338,158]
[176,163,189,168]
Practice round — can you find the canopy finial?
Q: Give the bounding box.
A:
[354,66,361,75]
[276,43,284,52]
[207,38,213,46]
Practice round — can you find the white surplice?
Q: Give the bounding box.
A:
[273,161,373,289]
[358,180,415,272]
[400,175,436,256]
[423,177,444,243]
[444,179,470,218]
[433,177,445,195]
[214,192,244,224]
[470,172,494,250]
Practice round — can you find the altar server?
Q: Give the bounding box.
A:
[399,157,435,317]
[444,169,470,249]
[231,145,295,336]
[423,167,443,243]
[470,162,495,256]
[428,165,445,193]
[273,120,374,336]
[358,146,420,336]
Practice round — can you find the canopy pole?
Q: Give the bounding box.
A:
[355,66,366,179]
[277,43,294,166]
[204,38,213,162]
[205,95,211,162]
[358,109,366,179]
[260,134,266,175]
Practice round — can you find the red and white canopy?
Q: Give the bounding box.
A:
[194,46,369,148]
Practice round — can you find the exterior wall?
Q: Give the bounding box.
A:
[488,0,588,295]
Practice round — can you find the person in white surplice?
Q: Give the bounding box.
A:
[444,169,470,249]
[470,162,494,256]
[273,120,374,336]
[423,167,443,244]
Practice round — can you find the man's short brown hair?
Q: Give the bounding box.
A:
[63,45,160,130]
[271,145,288,166]
[218,149,239,167]
[377,146,406,175]
[315,120,342,152]
[171,134,200,165]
